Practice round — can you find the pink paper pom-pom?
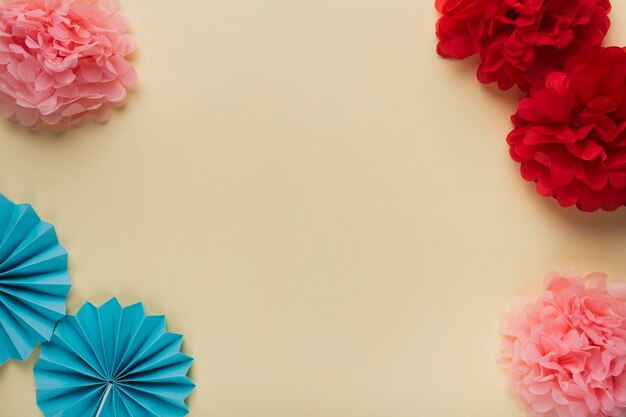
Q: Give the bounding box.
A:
[0,0,136,131]
[498,272,626,417]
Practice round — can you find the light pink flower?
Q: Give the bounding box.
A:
[499,272,626,417]
[0,0,136,131]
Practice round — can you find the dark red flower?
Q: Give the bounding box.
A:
[508,47,626,212]
[435,0,611,92]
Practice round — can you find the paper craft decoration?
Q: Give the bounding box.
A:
[435,0,611,92]
[498,271,626,417]
[34,298,195,417]
[508,46,626,212]
[0,0,137,131]
[0,194,70,366]
[434,1,626,212]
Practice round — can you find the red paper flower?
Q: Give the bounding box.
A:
[435,0,611,92]
[508,47,626,212]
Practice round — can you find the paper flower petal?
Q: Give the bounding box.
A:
[34,298,195,417]
[0,194,70,365]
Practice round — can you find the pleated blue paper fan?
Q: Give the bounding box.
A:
[0,194,70,365]
[34,298,195,417]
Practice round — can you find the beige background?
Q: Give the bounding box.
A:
[1,1,626,416]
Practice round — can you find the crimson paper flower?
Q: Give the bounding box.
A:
[0,0,136,131]
[508,47,626,212]
[435,0,611,92]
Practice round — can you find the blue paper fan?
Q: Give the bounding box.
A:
[0,194,70,365]
[34,298,195,417]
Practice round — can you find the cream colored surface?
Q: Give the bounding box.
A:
[1,1,626,416]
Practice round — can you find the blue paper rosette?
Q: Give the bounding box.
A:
[0,194,70,365]
[34,298,195,417]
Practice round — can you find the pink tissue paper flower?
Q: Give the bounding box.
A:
[498,272,626,417]
[0,0,136,131]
